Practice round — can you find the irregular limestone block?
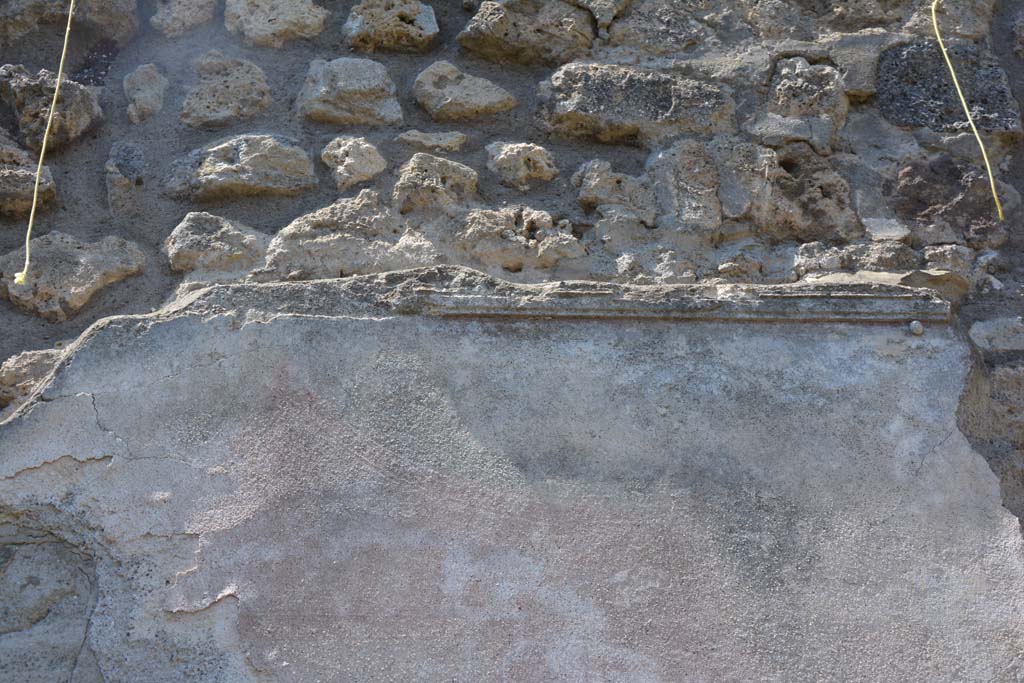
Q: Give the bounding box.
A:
[224,0,328,48]
[105,141,146,217]
[0,65,103,151]
[646,138,722,235]
[0,0,139,46]
[1,268,1021,682]
[485,141,558,191]
[569,0,631,29]
[0,129,55,216]
[123,63,168,124]
[459,207,583,272]
[571,159,655,225]
[607,0,713,53]
[970,317,1024,353]
[259,189,423,280]
[167,134,318,201]
[393,153,478,215]
[540,63,735,144]
[0,346,63,418]
[413,61,517,122]
[877,40,1022,139]
[0,232,144,321]
[458,0,594,65]
[758,57,848,154]
[164,212,270,284]
[395,130,468,152]
[181,50,272,129]
[320,136,387,192]
[151,0,218,37]
[343,0,439,52]
[296,58,403,126]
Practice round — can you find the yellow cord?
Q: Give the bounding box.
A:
[13,0,77,286]
[931,0,1004,222]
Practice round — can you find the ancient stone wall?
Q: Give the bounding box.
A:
[1,0,1024,679]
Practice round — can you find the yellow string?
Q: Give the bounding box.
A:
[13,0,77,286]
[931,0,1004,222]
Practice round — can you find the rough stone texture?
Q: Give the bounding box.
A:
[165,211,269,288]
[167,134,318,201]
[395,129,468,152]
[0,129,55,216]
[123,63,169,125]
[607,0,714,53]
[296,58,403,126]
[889,155,1020,250]
[570,0,629,29]
[0,346,62,418]
[458,0,595,66]
[2,269,1022,681]
[412,61,517,122]
[258,189,420,280]
[321,136,387,192]
[485,141,558,191]
[393,153,479,215]
[0,232,144,321]
[104,141,146,217]
[0,0,139,46]
[180,51,272,129]
[755,56,848,154]
[224,0,328,48]
[343,0,439,53]
[877,40,1023,139]
[0,65,103,151]
[540,63,736,144]
[150,0,218,37]
[971,317,1024,353]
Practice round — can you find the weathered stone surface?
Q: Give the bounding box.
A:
[396,129,468,152]
[393,153,478,215]
[572,159,655,224]
[343,0,439,52]
[540,63,736,144]
[167,134,318,201]
[0,0,139,46]
[296,58,403,126]
[181,51,272,129]
[259,190,423,280]
[321,136,387,191]
[0,129,55,216]
[0,346,63,418]
[822,29,909,98]
[0,65,103,151]
[123,63,168,125]
[224,0,328,47]
[485,141,558,191]
[646,138,722,234]
[759,57,847,154]
[165,212,269,285]
[877,40,1022,138]
[458,207,584,272]
[458,0,594,65]
[970,317,1024,353]
[569,0,629,29]
[756,143,861,243]
[105,141,145,217]
[889,155,1020,250]
[2,269,1021,681]
[0,232,144,321]
[150,0,218,37]
[795,240,920,276]
[413,61,517,122]
[607,0,714,53]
